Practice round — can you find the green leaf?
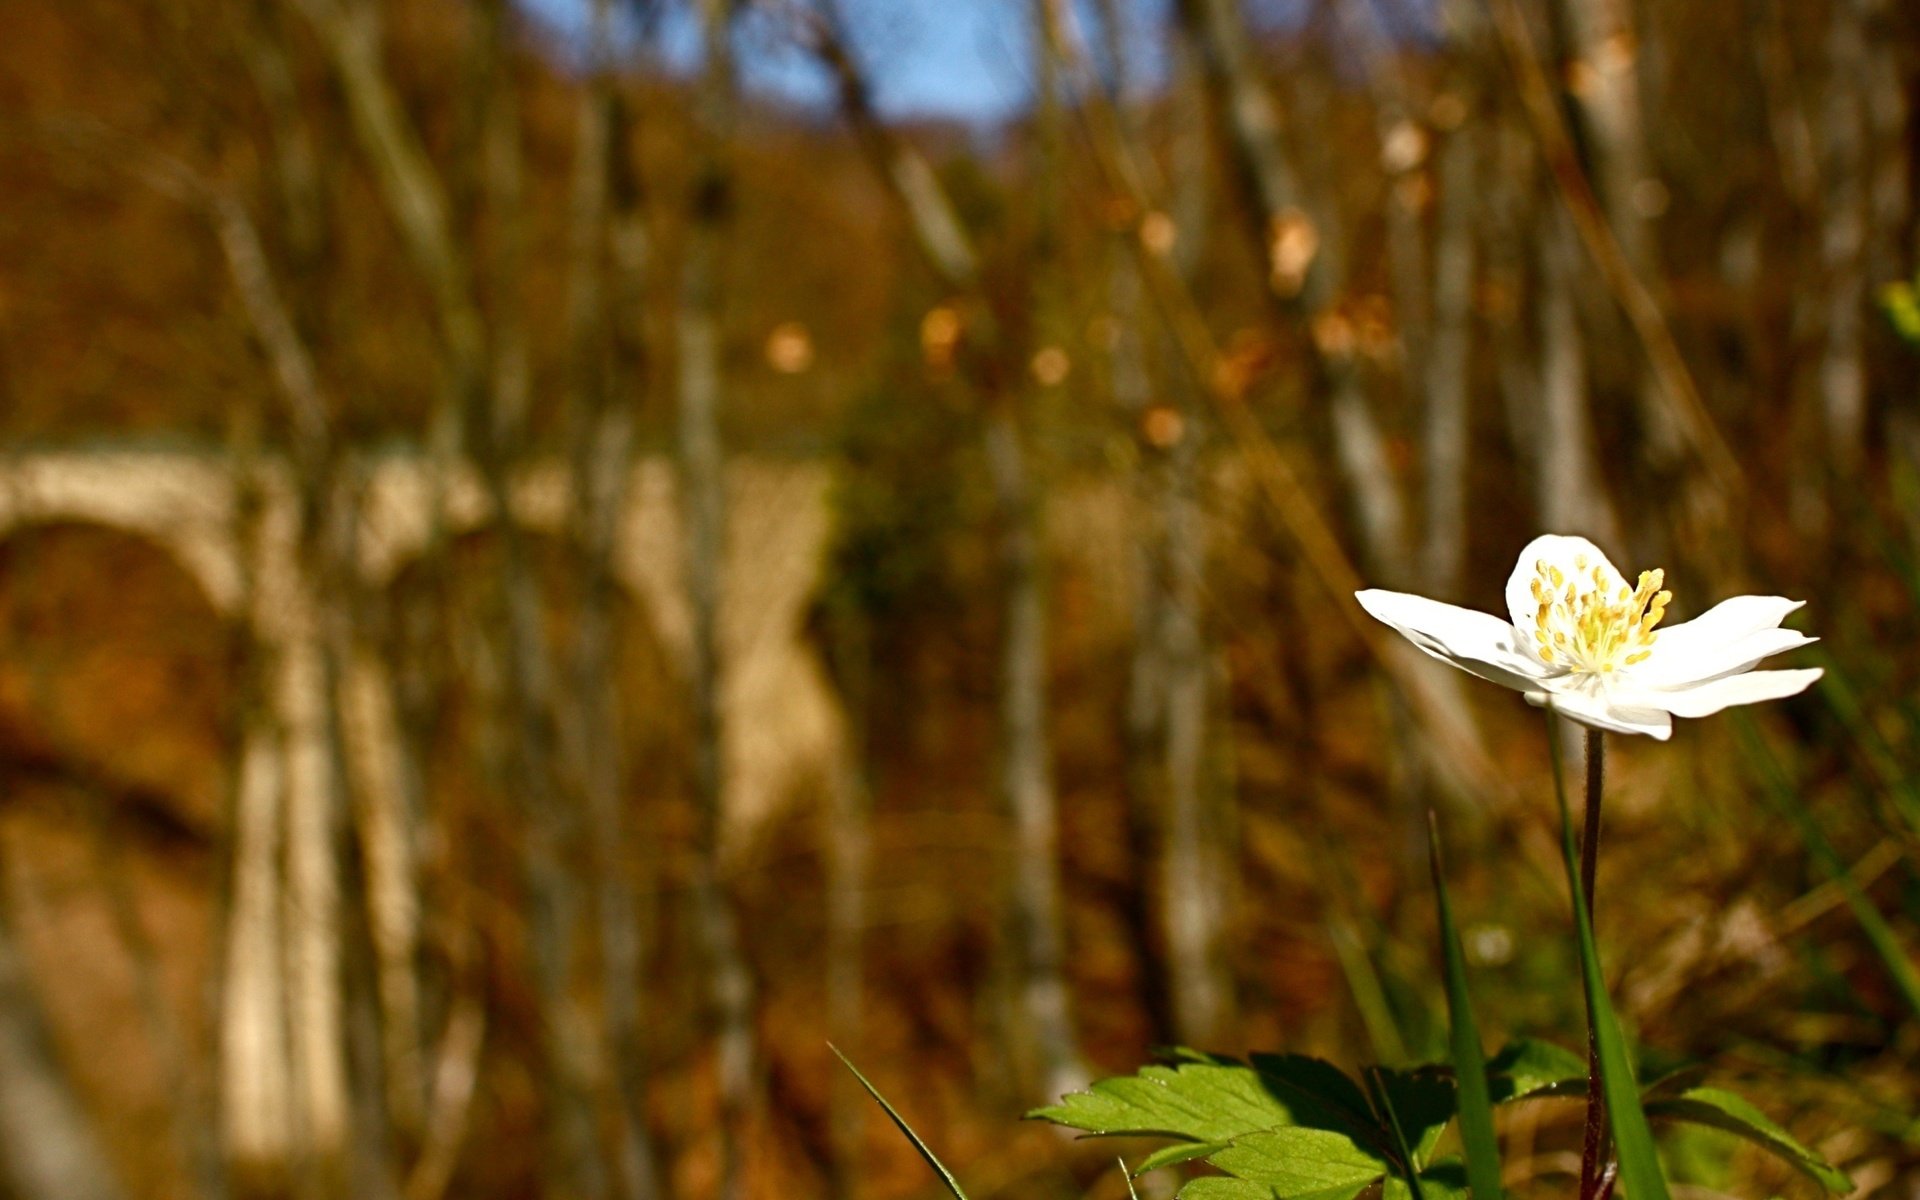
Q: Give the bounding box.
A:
[1034,1055,1391,1157]
[1181,1180,1365,1200]
[1545,716,1672,1200]
[1645,1087,1853,1194]
[1485,1039,1585,1103]
[1032,1062,1309,1142]
[1429,816,1502,1200]
[1135,1142,1230,1175]
[830,1046,970,1200]
[1204,1127,1390,1200]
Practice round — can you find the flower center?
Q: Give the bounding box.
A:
[1528,554,1672,674]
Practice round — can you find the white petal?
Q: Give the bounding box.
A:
[1650,596,1806,667]
[1355,589,1548,692]
[1634,626,1817,688]
[1633,667,1824,719]
[1504,534,1628,637]
[1527,686,1674,740]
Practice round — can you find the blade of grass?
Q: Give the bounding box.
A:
[1733,714,1920,1021]
[1545,714,1671,1200]
[830,1044,971,1200]
[1315,841,1415,1065]
[1427,814,1502,1200]
[1327,914,1412,1067]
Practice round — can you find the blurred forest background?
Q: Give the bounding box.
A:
[0,0,1918,1197]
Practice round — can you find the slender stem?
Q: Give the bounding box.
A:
[1577,728,1608,1200]
[1581,730,1604,912]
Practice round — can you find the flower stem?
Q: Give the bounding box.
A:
[1577,729,1608,1200]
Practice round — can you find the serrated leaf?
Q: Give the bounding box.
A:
[1645,1087,1853,1194]
[1135,1141,1229,1175]
[1204,1127,1389,1200]
[1033,1063,1320,1142]
[1035,1055,1392,1158]
[1485,1039,1585,1102]
[1370,1066,1456,1167]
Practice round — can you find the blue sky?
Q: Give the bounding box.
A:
[519,0,1176,124]
[518,0,1431,124]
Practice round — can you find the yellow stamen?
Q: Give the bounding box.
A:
[1526,555,1673,675]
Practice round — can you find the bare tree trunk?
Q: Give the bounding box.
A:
[1861,0,1909,272]
[1179,0,1409,584]
[983,408,1083,1103]
[813,0,1087,1102]
[988,1,1087,1106]
[1421,1,1489,598]
[288,1,614,1193]
[472,11,609,1196]
[1130,11,1233,1048]
[1484,109,1539,495]
[822,608,872,1200]
[1422,117,1478,598]
[562,9,666,1196]
[339,651,424,1143]
[1551,0,1684,470]
[1538,204,1620,545]
[679,4,757,1196]
[1158,413,1227,1047]
[1819,0,1872,481]
[1751,0,1819,212]
[1108,206,1178,1052]
[314,480,405,1200]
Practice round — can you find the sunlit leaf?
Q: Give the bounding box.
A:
[1135,1141,1229,1176]
[1180,1179,1367,1200]
[1033,1054,1392,1159]
[1203,1127,1390,1200]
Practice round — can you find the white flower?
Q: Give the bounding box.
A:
[1355,534,1822,740]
